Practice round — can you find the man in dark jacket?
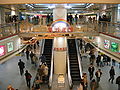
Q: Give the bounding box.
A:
[18,59,25,75]
[116,76,120,90]
[109,66,115,83]
[88,64,95,80]
[25,70,32,88]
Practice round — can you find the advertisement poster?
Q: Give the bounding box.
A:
[104,40,110,49]
[111,42,118,52]
[7,42,13,52]
[0,45,5,56]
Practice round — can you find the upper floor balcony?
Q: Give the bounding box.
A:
[0,20,120,40]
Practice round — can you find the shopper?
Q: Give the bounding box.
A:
[116,76,120,90]
[43,63,48,83]
[30,51,34,64]
[7,84,14,90]
[33,54,38,67]
[90,79,97,90]
[88,64,95,80]
[26,49,30,60]
[34,76,41,90]
[95,69,102,87]
[109,66,115,84]
[18,59,25,75]
[39,54,46,64]
[25,70,32,88]
[112,59,116,66]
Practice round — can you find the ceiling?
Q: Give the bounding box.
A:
[0,0,120,4]
[0,4,118,15]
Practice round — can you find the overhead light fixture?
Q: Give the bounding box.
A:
[25,4,34,8]
[86,4,94,8]
[65,5,71,9]
[75,11,78,13]
[48,5,55,9]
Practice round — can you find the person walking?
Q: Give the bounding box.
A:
[88,64,95,80]
[96,55,101,67]
[26,49,30,60]
[95,69,102,87]
[116,76,120,90]
[18,59,25,75]
[109,66,115,84]
[30,51,34,64]
[90,79,97,90]
[25,70,32,88]
[33,54,38,67]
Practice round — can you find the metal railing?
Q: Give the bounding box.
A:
[75,39,83,79]
[40,39,45,55]
[66,41,73,89]
[48,39,54,88]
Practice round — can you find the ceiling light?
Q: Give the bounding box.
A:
[75,11,78,13]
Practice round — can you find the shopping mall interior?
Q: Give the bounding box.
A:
[0,0,120,90]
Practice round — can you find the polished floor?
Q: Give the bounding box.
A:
[81,55,120,90]
[0,45,120,90]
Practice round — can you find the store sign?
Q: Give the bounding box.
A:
[0,45,5,56]
[104,40,110,49]
[111,42,118,52]
[48,19,73,32]
[7,42,13,52]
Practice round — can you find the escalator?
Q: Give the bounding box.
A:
[42,39,53,83]
[67,39,81,84]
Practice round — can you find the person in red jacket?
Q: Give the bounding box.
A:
[25,70,32,88]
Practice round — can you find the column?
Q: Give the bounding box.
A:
[53,4,67,21]
[53,4,67,74]
[54,37,67,74]
[0,7,5,24]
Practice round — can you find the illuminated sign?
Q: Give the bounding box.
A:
[111,42,118,52]
[7,42,13,52]
[48,19,73,32]
[104,40,110,49]
[0,45,5,56]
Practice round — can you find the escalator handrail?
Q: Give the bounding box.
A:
[67,40,73,88]
[40,39,45,55]
[75,39,83,79]
[48,39,54,88]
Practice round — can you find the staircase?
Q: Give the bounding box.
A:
[67,39,81,84]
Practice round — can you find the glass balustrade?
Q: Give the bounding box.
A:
[0,22,20,39]
[0,20,120,40]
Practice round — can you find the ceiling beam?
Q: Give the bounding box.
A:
[0,0,120,4]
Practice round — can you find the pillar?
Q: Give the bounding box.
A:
[54,37,67,74]
[0,7,5,24]
[53,4,67,74]
[53,4,67,21]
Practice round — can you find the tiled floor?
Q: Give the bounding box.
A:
[0,43,120,90]
[0,44,41,90]
[81,55,120,90]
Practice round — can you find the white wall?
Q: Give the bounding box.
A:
[0,35,21,60]
[94,34,120,61]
